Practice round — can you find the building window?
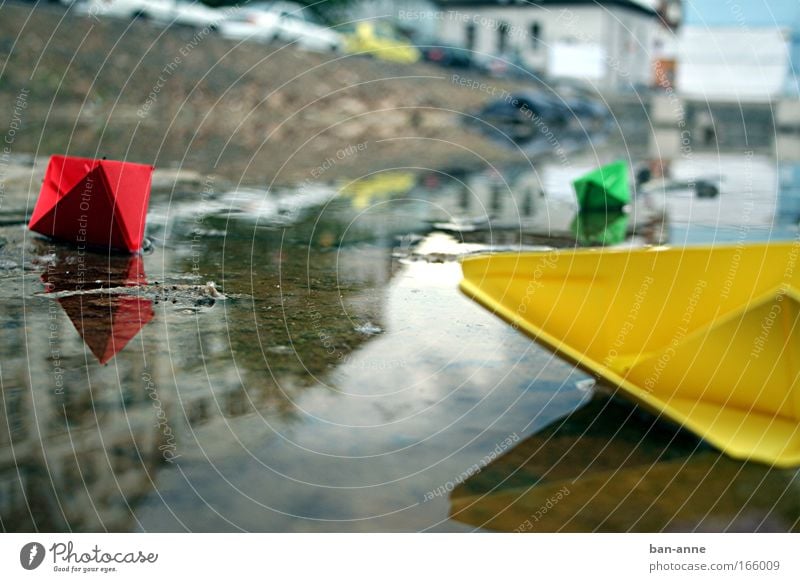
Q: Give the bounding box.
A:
[497,22,509,53]
[530,22,541,50]
[465,22,476,51]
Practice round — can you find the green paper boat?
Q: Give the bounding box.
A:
[573,160,631,211]
[570,210,629,246]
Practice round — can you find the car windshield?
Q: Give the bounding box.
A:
[373,23,407,41]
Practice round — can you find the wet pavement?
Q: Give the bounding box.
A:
[1,138,799,532]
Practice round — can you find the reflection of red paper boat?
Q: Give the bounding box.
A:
[29,155,153,253]
[57,294,154,364]
[42,252,153,364]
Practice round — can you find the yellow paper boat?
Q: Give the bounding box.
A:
[460,243,800,466]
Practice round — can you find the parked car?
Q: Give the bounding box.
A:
[475,91,571,140]
[551,79,612,130]
[341,22,420,64]
[218,1,342,53]
[481,91,566,128]
[476,89,610,141]
[564,96,611,130]
[419,44,473,69]
[75,0,223,28]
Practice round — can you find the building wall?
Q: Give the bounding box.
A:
[604,6,660,89]
[436,5,659,90]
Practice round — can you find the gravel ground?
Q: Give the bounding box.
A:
[0,2,533,186]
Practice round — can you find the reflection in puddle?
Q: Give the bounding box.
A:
[340,171,417,209]
[779,163,800,225]
[1,144,799,532]
[450,395,800,532]
[55,295,153,365]
[1,247,163,531]
[419,165,667,249]
[570,210,629,246]
[41,252,154,364]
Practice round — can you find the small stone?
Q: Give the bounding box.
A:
[355,321,382,335]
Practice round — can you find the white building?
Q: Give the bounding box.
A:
[431,0,669,91]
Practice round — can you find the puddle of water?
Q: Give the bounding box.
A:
[1,143,798,531]
[450,395,800,532]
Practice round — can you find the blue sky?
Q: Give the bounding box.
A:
[681,0,800,28]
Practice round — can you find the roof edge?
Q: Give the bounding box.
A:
[431,1,660,19]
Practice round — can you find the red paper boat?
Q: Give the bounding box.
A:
[42,253,154,364]
[29,155,154,253]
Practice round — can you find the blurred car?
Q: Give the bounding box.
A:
[419,44,473,69]
[475,81,611,140]
[475,91,574,140]
[75,0,223,28]
[342,22,420,64]
[564,96,611,130]
[218,1,342,53]
[479,91,568,130]
[552,79,612,130]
